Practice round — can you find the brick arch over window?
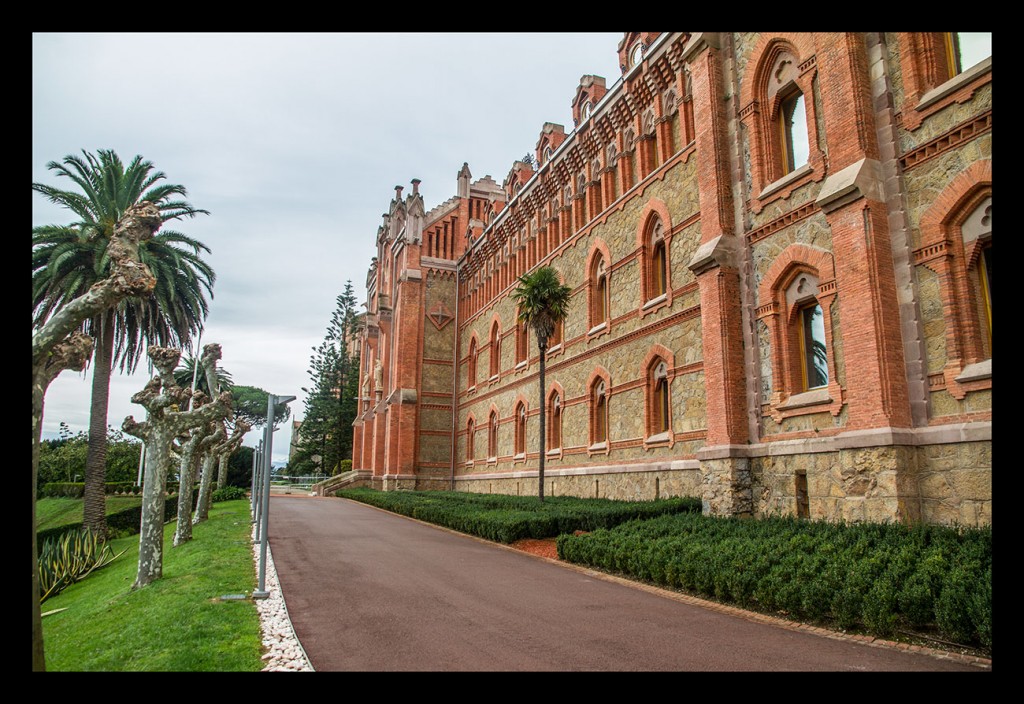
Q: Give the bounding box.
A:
[738,34,824,210]
[587,366,612,452]
[586,239,613,334]
[916,159,992,398]
[642,345,676,445]
[636,199,674,313]
[756,244,843,420]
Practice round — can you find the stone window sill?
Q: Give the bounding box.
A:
[642,294,668,311]
[588,322,608,336]
[917,57,992,112]
[955,359,991,383]
[778,387,831,411]
[513,452,526,462]
[515,360,527,371]
[645,431,671,446]
[546,448,562,457]
[758,163,813,200]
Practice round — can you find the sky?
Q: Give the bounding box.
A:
[32,33,626,465]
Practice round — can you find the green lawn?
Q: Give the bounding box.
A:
[37,495,144,534]
[40,499,263,671]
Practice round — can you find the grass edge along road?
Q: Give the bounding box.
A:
[40,499,263,672]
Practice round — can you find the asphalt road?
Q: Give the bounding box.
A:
[266,495,987,672]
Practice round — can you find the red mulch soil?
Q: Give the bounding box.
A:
[509,532,587,560]
[509,538,559,560]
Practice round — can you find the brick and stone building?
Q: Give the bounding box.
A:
[338,33,991,526]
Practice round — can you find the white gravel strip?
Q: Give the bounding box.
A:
[251,525,315,672]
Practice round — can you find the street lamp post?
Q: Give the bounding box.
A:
[253,393,296,599]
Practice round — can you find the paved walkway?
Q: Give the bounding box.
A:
[266,495,989,672]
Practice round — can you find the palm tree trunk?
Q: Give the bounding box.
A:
[538,340,546,502]
[83,311,115,540]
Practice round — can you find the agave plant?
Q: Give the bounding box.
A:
[38,528,127,603]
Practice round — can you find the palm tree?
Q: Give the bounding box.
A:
[510,266,571,502]
[33,149,213,539]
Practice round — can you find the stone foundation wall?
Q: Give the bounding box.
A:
[748,438,990,526]
[455,464,703,502]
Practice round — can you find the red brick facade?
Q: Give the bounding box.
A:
[349,33,991,525]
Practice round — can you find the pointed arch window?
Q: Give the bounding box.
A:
[548,393,562,451]
[514,402,527,457]
[466,417,475,463]
[515,318,529,366]
[488,410,498,460]
[489,320,501,379]
[644,216,668,304]
[649,359,670,437]
[468,337,478,390]
[589,255,610,331]
[591,379,608,447]
[779,88,809,176]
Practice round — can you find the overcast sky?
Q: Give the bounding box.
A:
[33,32,625,465]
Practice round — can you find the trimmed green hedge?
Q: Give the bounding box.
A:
[336,488,701,543]
[37,493,194,545]
[212,486,247,503]
[557,513,992,650]
[40,482,183,498]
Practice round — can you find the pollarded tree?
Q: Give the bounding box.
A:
[510,266,571,502]
[33,149,213,540]
[31,202,161,672]
[195,417,251,524]
[122,346,231,588]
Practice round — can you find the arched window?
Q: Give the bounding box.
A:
[514,402,527,457]
[547,392,562,451]
[592,379,608,446]
[642,347,675,444]
[466,417,475,463]
[915,168,991,398]
[778,88,809,176]
[515,318,529,366]
[652,360,670,435]
[589,254,610,331]
[468,337,478,389]
[489,320,501,379]
[797,294,828,390]
[646,216,668,302]
[548,319,563,350]
[488,410,498,460]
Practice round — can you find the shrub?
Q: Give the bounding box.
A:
[213,486,248,503]
[37,527,127,603]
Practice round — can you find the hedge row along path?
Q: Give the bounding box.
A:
[266,495,989,671]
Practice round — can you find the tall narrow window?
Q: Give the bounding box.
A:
[548,394,562,451]
[466,418,475,462]
[489,321,501,379]
[548,319,563,350]
[649,217,668,301]
[514,403,526,457]
[798,302,828,390]
[779,90,809,176]
[979,244,992,352]
[516,319,528,365]
[592,380,608,446]
[488,411,498,460]
[590,256,609,329]
[468,338,478,389]
[651,360,670,435]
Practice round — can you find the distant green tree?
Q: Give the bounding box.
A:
[293,282,360,476]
